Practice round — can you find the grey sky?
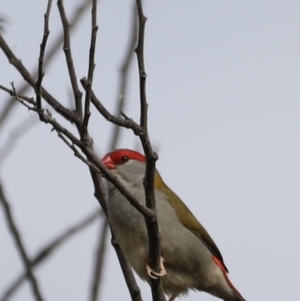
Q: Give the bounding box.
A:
[1,1,300,301]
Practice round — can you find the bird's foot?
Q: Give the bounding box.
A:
[146,257,166,279]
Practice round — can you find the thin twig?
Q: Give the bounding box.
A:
[82,0,98,141]
[0,209,101,301]
[36,0,52,112]
[135,1,147,130]
[0,183,45,301]
[57,0,83,119]
[38,110,82,146]
[10,82,36,111]
[0,84,36,106]
[55,129,100,173]
[81,78,142,135]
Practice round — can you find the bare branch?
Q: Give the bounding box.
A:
[135,1,163,300]
[0,209,101,301]
[135,1,147,130]
[9,82,37,111]
[36,0,52,112]
[82,0,98,140]
[0,84,36,106]
[2,87,83,165]
[57,0,83,118]
[0,183,45,301]
[37,109,83,146]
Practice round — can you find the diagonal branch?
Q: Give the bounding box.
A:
[0,182,45,301]
[81,78,142,135]
[0,85,154,222]
[0,84,36,106]
[0,34,80,124]
[55,128,100,173]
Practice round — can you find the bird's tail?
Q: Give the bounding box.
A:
[231,294,246,301]
[212,256,246,301]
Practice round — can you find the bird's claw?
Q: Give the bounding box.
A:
[146,257,166,279]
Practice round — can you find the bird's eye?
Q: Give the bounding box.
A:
[122,156,129,162]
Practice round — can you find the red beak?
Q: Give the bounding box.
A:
[101,154,115,170]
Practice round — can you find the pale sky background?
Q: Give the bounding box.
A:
[0,1,300,301]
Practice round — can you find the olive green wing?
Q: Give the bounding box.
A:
[155,171,228,272]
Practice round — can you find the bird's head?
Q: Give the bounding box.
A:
[101,149,147,184]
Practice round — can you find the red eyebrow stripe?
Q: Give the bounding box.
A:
[108,149,146,164]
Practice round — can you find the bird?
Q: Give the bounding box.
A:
[101,149,246,301]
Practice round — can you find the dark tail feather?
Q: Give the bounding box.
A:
[231,292,246,301]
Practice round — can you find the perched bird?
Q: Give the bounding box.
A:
[101,149,246,301]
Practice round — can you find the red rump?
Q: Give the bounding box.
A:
[212,256,244,300]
